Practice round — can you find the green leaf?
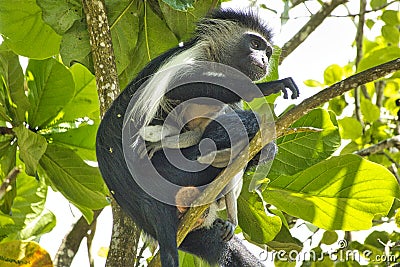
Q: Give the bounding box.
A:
[270,109,340,177]
[238,177,282,244]
[365,19,375,29]
[14,125,47,176]
[0,140,17,215]
[118,3,178,88]
[328,95,347,116]
[358,47,400,72]
[61,63,99,122]
[36,0,82,35]
[304,79,323,87]
[0,240,53,266]
[266,225,302,252]
[0,169,48,242]
[0,50,29,124]
[107,0,140,74]
[0,136,16,178]
[26,58,75,128]
[381,10,400,26]
[264,154,400,230]
[337,117,363,140]
[60,20,93,69]
[162,0,195,11]
[160,0,213,41]
[18,209,56,240]
[45,122,98,161]
[178,251,208,266]
[382,25,399,44]
[323,64,344,85]
[38,143,109,222]
[0,0,61,59]
[360,99,380,123]
[320,231,338,245]
[370,0,387,9]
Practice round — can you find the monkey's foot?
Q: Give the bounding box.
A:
[213,218,235,242]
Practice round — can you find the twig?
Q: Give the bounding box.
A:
[280,0,348,63]
[0,127,14,136]
[355,135,400,157]
[354,0,367,126]
[282,126,323,136]
[0,167,21,200]
[147,59,400,266]
[54,210,102,267]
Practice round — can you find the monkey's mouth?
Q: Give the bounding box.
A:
[248,62,267,81]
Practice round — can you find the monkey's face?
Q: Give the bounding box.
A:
[228,32,272,81]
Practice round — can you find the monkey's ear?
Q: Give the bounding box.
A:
[197,139,249,168]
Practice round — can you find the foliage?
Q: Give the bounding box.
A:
[0,0,399,266]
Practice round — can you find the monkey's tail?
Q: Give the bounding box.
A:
[179,226,265,267]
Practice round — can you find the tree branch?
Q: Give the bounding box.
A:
[81,0,140,266]
[0,127,14,136]
[54,210,101,267]
[280,0,348,63]
[355,135,400,157]
[354,0,367,126]
[153,58,400,266]
[0,167,21,200]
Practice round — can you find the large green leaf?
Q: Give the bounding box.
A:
[270,109,340,177]
[160,0,213,41]
[358,47,400,72]
[60,20,93,68]
[0,140,17,216]
[26,58,75,128]
[0,136,16,178]
[264,154,400,230]
[45,122,98,161]
[162,0,195,11]
[238,177,282,244]
[0,240,53,266]
[0,50,29,124]
[0,0,61,59]
[0,168,48,242]
[61,63,99,122]
[14,125,48,176]
[36,0,82,35]
[38,143,109,222]
[107,0,140,74]
[118,2,178,88]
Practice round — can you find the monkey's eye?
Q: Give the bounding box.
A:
[250,39,262,50]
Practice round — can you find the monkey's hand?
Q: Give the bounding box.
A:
[140,129,203,159]
[213,218,235,242]
[256,77,300,99]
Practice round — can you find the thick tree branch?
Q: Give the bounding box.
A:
[82,0,120,115]
[355,135,400,157]
[280,0,348,63]
[81,0,140,266]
